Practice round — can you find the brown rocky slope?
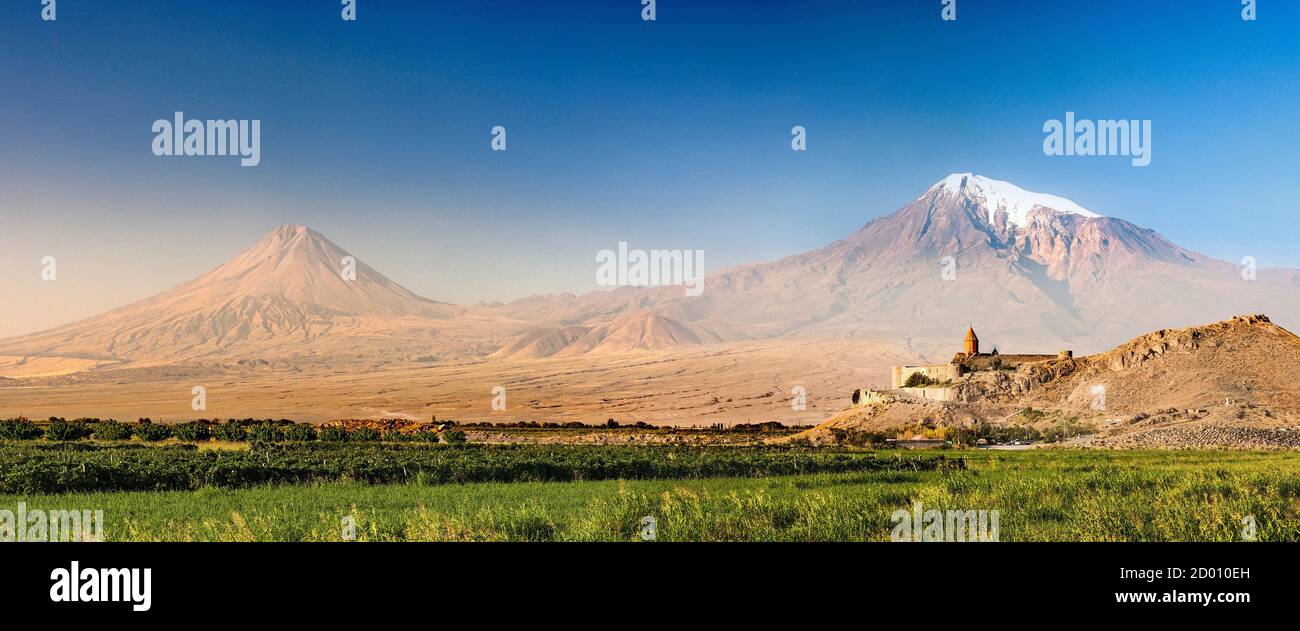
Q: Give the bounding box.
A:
[792,315,1300,448]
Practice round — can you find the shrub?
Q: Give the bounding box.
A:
[383,430,418,443]
[903,372,938,388]
[441,429,468,444]
[828,427,893,447]
[0,419,44,440]
[350,427,381,442]
[246,422,282,443]
[213,421,248,442]
[134,423,173,442]
[91,421,134,441]
[281,424,317,442]
[318,426,348,442]
[44,419,93,441]
[172,421,212,442]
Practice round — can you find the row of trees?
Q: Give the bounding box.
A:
[456,419,803,432]
[0,419,466,444]
[458,418,649,429]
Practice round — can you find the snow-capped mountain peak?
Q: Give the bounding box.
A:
[932,173,1100,228]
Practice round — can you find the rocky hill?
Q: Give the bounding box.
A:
[791,315,1300,448]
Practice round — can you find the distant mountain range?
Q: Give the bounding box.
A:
[3,174,1297,370]
[490,173,1300,357]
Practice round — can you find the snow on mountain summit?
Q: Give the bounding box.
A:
[931,173,1100,228]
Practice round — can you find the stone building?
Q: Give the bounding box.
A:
[889,326,1070,389]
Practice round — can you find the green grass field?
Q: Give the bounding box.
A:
[2,448,1297,541]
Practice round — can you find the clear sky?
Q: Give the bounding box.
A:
[2,0,1298,337]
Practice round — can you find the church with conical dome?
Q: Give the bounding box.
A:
[963,325,980,356]
[885,326,1072,391]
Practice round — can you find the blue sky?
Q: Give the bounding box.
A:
[1,0,1297,336]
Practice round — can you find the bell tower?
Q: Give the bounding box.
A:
[963,325,979,356]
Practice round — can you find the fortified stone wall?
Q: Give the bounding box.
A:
[852,386,957,406]
[851,388,897,406]
[894,386,958,402]
[957,354,1057,372]
[891,364,962,389]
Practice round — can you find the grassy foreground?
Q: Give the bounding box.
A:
[0,443,957,493]
[2,449,1297,541]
